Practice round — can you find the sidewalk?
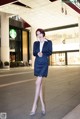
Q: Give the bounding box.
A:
[0,66,33,75]
[0,66,32,71]
[62,104,80,119]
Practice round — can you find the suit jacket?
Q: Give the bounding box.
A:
[33,40,52,77]
[33,40,52,57]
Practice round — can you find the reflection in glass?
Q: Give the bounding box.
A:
[68,52,80,65]
[51,53,65,66]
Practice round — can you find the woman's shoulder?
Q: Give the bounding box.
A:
[47,39,52,44]
[34,41,39,44]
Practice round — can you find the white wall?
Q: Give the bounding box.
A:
[46,27,79,51]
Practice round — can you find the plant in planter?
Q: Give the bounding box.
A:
[0,60,3,68]
[4,61,9,66]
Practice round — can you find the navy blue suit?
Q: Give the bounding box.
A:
[33,40,52,77]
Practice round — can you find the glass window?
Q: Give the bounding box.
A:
[51,53,65,65]
[68,52,80,65]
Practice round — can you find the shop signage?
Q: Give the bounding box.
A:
[10,29,17,39]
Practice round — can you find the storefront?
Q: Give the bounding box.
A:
[0,16,30,64]
[46,24,80,66]
[9,26,30,63]
[50,50,80,66]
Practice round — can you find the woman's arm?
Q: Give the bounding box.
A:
[43,40,52,57]
[33,42,38,56]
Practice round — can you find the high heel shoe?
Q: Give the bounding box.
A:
[41,107,46,115]
[41,105,46,116]
[29,111,35,116]
[29,105,37,116]
[41,111,46,116]
[41,110,46,115]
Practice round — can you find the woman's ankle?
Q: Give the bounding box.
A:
[42,104,45,111]
[31,105,37,112]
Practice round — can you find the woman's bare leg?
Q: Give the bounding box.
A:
[39,83,45,112]
[30,76,42,113]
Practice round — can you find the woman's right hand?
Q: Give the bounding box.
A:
[38,52,43,57]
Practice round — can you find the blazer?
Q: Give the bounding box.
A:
[33,40,52,57]
[33,40,52,77]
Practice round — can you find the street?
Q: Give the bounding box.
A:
[0,66,80,119]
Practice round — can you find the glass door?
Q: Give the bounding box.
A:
[51,53,65,66]
[68,52,80,65]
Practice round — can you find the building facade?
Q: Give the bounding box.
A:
[0,15,30,66]
[45,24,80,65]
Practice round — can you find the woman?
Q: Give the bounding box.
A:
[30,28,52,116]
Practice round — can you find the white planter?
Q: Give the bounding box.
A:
[4,65,10,69]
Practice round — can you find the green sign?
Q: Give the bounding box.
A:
[10,29,17,39]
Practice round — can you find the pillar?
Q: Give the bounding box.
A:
[1,13,9,65]
[78,17,80,53]
[31,27,37,68]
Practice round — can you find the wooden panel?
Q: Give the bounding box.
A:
[22,31,28,62]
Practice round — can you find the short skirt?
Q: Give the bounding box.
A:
[34,56,48,77]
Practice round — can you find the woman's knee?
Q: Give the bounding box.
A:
[36,77,42,85]
[36,80,40,85]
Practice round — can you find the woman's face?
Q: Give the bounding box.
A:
[36,31,44,40]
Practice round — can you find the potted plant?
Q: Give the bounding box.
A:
[4,61,10,69]
[0,60,3,68]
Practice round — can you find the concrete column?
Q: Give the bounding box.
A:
[78,17,80,53]
[31,27,37,68]
[1,13,9,65]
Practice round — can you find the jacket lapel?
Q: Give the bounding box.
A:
[42,41,48,52]
[38,41,40,52]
